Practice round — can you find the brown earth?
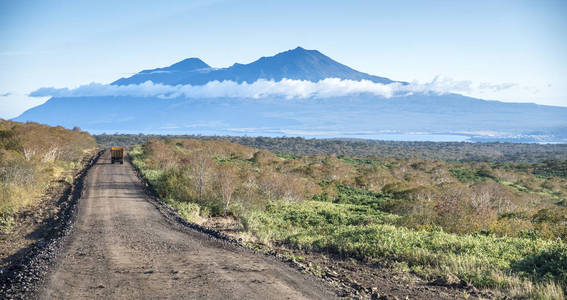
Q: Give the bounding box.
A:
[0,181,72,269]
[38,151,336,299]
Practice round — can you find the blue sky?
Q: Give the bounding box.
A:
[1,0,566,119]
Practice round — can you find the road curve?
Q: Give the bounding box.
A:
[40,151,335,299]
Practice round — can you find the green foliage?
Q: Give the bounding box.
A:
[512,244,567,284]
[332,184,392,210]
[338,156,389,167]
[533,160,567,179]
[244,200,565,293]
[449,167,496,182]
[163,197,201,222]
[241,200,398,241]
[501,180,530,192]
[131,138,567,297]
[131,143,236,217]
[214,155,250,164]
[0,129,22,152]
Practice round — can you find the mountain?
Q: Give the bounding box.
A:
[14,47,567,142]
[113,47,396,85]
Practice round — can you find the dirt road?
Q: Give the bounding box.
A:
[40,151,335,299]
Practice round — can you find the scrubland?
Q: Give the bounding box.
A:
[131,138,567,299]
[0,121,95,230]
[96,133,567,163]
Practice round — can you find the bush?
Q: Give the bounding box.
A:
[0,121,96,229]
[131,138,567,298]
[512,244,567,284]
[244,200,566,293]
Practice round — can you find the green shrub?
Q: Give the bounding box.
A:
[450,167,482,182]
[512,244,567,284]
[164,197,201,222]
[244,200,565,292]
[131,138,567,298]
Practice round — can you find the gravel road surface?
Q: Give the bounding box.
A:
[40,151,335,299]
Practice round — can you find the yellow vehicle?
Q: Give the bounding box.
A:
[111,147,124,164]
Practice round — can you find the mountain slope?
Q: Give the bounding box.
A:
[113,47,396,85]
[14,94,567,141]
[13,47,567,142]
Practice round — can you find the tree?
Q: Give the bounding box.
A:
[217,165,237,214]
[188,148,214,202]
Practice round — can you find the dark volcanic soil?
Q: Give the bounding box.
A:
[0,151,102,299]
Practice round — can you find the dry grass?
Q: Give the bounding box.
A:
[0,121,96,230]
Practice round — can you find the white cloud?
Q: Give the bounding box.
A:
[28,77,516,100]
[0,93,49,119]
[478,82,517,92]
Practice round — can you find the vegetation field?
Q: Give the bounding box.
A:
[131,138,567,299]
[96,134,567,163]
[0,121,96,231]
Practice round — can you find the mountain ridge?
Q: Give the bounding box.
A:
[112,46,397,86]
[138,58,211,74]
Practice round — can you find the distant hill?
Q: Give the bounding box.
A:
[14,47,567,142]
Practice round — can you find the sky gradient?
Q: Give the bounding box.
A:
[1,0,566,119]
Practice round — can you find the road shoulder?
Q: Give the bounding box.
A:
[0,150,103,299]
